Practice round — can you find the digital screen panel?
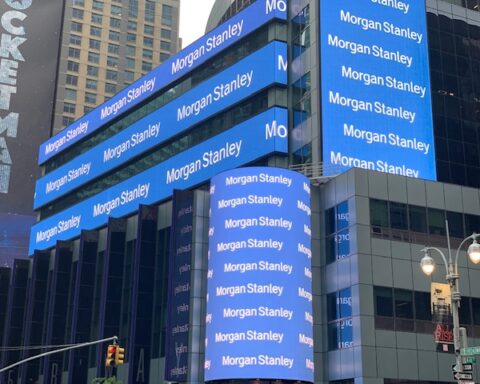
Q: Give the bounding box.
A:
[34,42,287,208]
[205,167,313,382]
[165,190,194,382]
[38,0,287,164]
[320,0,436,180]
[29,107,288,254]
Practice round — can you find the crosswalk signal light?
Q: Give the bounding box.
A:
[105,344,117,367]
[115,346,125,366]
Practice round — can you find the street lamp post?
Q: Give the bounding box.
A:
[420,221,480,382]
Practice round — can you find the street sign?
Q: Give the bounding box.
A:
[463,357,476,364]
[458,381,475,384]
[462,363,473,371]
[461,346,480,355]
[454,372,473,381]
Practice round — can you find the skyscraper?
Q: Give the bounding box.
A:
[0,0,181,266]
[53,0,181,136]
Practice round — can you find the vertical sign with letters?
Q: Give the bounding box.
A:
[320,0,436,180]
[205,167,313,382]
[0,0,64,263]
[165,190,194,381]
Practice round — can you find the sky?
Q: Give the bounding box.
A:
[179,0,217,48]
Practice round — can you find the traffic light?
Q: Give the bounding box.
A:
[115,346,125,366]
[105,344,117,367]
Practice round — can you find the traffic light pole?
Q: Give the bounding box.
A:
[0,335,118,373]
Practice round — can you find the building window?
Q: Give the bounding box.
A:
[127,33,136,42]
[85,92,97,104]
[89,39,101,50]
[143,36,153,47]
[125,71,135,81]
[105,83,116,94]
[126,58,135,69]
[86,79,97,90]
[70,35,81,45]
[62,116,74,127]
[90,26,102,37]
[127,20,136,31]
[87,65,99,77]
[73,0,84,5]
[109,31,120,41]
[63,102,76,114]
[67,60,79,72]
[160,40,171,52]
[129,0,138,17]
[161,28,171,39]
[66,74,78,86]
[160,52,170,62]
[144,24,154,35]
[64,88,77,101]
[68,47,80,58]
[84,106,93,114]
[72,8,84,19]
[88,52,100,64]
[110,18,121,29]
[107,56,118,67]
[71,22,82,33]
[108,43,119,55]
[142,49,153,59]
[106,70,118,81]
[327,288,353,350]
[325,201,350,264]
[162,4,173,25]
[142,61,152,72]
[111,4,122,16]
[91,13,102,24]
[126,45,135,56]
[92,0,103,11]
[145,1,155,22]
[292,5,310,59]
[374,286,437,333]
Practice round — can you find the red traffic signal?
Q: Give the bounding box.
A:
[105,344,117,367]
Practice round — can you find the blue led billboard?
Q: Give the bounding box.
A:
[320,0,436,180]
[205,167,313,382]
[38,0,287,165]
[34,42,287,209]
[29,107,288,254]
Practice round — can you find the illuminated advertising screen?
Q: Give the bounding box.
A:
[38,0,287,164]
[34,41,287,208]
[205,167,313,382]
[29,107,288,254]
[165,190,194,382]
[320,0,436,180]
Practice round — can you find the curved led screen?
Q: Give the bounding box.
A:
[205,167,313,382]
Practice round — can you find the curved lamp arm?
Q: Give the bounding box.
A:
[421,246,449,276]
[454,233,480,274]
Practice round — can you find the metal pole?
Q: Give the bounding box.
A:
[449,272,462,378]
[0,336,118,373]
[446,220,463,380]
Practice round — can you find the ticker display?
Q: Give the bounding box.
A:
[34,42,287,208]
[38,0,287,164]
[205,167,313,382]
[29,107,288,254]
[320,0,436,180]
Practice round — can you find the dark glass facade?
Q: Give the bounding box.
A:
[428,12,480,187]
